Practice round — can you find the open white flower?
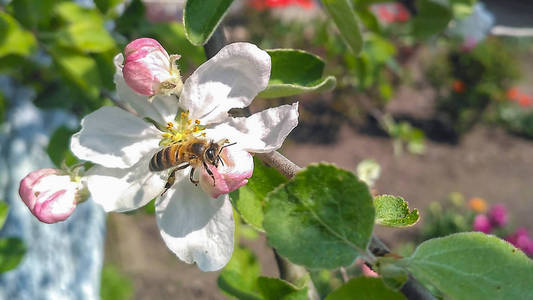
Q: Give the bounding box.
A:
[70,42,298,271]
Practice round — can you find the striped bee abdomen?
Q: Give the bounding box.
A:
[149,144,181,171]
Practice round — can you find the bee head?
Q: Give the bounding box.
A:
[205,142,219,166]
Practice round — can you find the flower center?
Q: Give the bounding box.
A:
[160,111,205,146]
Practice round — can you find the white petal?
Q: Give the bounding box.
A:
[86,155,167,212]
[204,103,299,153]
[114,53,179,125]
[71,106,161,168]
[180,42,271,124]
[156,179,234,271]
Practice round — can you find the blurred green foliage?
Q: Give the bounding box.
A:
[0,202,26,274]
[100,264,134,300]
[426,37,521,136]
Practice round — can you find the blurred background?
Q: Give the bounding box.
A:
[0,0,532,299]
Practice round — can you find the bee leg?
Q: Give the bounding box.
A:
[203,161,216,186]
[189,168,199,185]
[161,163,189,196]
[217,155,225,167]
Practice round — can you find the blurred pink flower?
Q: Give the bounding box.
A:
[506,228,533,255]
[488,204,508,227]
[19,168,83,224]
[473,214,492,233]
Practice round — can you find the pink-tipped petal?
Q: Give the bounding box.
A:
[19,169,80,224]
[122,60,157,96]
[199,147,254,198]
[19,168,59,210]
[124,38,169,59]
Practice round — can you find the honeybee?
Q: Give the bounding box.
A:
[149,138,235,195]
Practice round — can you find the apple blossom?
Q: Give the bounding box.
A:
[19,168,86,224]
[122,38,183,97]
[70,41,299,271]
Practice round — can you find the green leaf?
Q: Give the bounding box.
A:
[258,49,336,98]
[257,277,307,300]
[218,247,262,300]
[412,0,452,39]
[374,257,409,290]
[401,232,533,300]
[47,126,79,167]
[184,0,234,46]
[230,158,287,231]
[0,11,37,58]
[374,195,419,227]
[49,46,102,100]
[264,163,375,269]
[325,277,407,300]
[218,248,308,300]
[95,0,124,14]
[0,202,9,229]
[142,22,205,74]
[115,0,145,34]
[0,237,26,273]
[9,0,57,30]
[354,6,382,34]
[321,0,363,55]
[55,2,116,53]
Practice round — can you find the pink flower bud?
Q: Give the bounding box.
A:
[488,204,508,227]
[122,38,182,97]
[473,214,492,234]
[19,169,83,224]
[199,148,254,199]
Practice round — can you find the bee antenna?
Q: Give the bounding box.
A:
[221,142,236,150]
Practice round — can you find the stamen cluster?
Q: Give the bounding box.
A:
[160,111,206,146]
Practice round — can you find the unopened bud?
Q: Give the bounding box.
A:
[122,38,183,97]
[19,169,86,224]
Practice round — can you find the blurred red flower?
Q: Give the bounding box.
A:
[518,95,533,107]
[250,0,314,10]
[452,80,466,93]
[506,87,533,107]
[372,3,411,24]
